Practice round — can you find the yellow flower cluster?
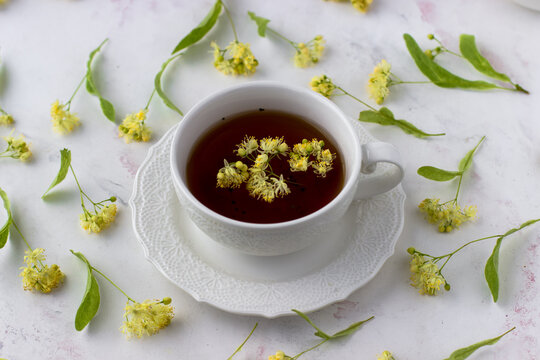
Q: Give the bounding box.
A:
[268,350,290,360]
[310,75,336,98]
[20,248,65,293]
[80,204,118,234]
[218,137,335,202]
[409,253,446,296]
[50,100,81,135]
[217,160,249,189]
[293,35,325,68]
[367,59,391,105]
[377,350,395,360]
[211,41,259,76]
[118,110,151,143]
[2,133,32,161]
[418,198,477,232]
[351,0,373,12]
[289,139,335,177]
[0,113,13,126]
[120,298,174,339]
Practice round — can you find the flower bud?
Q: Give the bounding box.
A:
[162,297,172,305]
[407,247,416,255]
[238,148,246,157]
[110,196,117,202]
[444,283,451,291]
[427,34,434,40]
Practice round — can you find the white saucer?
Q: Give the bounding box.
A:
[129,122,406,318]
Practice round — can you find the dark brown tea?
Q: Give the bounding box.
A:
[186,110,344,223]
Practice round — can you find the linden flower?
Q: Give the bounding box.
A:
[310,75,336,98]
[289,155,309,172]
[236,136,259,157]
[217,160,249,188]
[272,175,291,198]
[211,41,259,76]
[409,253,446,296]
[50,100,81,135]
[419,198,477,232]
[2,133,32,161]
[268,350,290,360]
[377,350,395,360]
[80,204,118,234]
[118,110,151,143]
[352,0,373,13]
[120,298,174,339]
[367,59,392,105]
[20,248,65,293]
[0,113,14,126]
[293,35,325,68]
[259,137,288,155]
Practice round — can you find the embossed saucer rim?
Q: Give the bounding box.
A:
[130,123,406,318]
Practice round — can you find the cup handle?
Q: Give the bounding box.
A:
[355,142,404,200]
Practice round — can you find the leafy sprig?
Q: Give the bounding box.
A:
[311,75,445,138]
[42,149,117,234]
[418,136,485,232]
[248,11,325,68]
[403,33,528,93]
[70,250,173,338]
[408,219,540,300]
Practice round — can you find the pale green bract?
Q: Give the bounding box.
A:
[0,186,12,249]
[155,0,223,116]
[42,148,72,199]
[359,107,445,138]
[443,327,515,360]
[85,39,116,122]
[71,250,101,331]
[248,11,271,37]
[484,219,540,302]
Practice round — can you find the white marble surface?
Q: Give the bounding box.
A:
[0,0,539,359]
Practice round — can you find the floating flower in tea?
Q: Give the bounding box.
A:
[217,136,336,203]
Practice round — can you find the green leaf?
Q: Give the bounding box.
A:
[443,327,515,360]
[417,166,461,181]
[484,236,503,302]
[458,136,485,173]
[459,34,511,83]
[403,33,498,90]
[247,11,270,37]
[171,0,223,55]
[42,149,72,199]
[0,186,12,249]
[154,55,184,116]
[484,219,540,302]
[85,39,116,122]
[71,250,100,331]
[359,107,445,138]
[330,316,374,339]
[292,309,330,339]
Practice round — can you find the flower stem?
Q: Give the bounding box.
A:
[144,89,156,111]
[267,28,297,49]
[91,266,136,303]
[69,165,97,210]
[438,235,502,271]
[336,86,377,111]
[11,219,33,251]
[226,323,258,360]
[221,1,239,42]
[66,74,87,110]
[291,339,329,360]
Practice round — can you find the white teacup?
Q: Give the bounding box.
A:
[170,81,404,256]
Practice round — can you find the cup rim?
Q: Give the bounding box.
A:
[170,81,361,230]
